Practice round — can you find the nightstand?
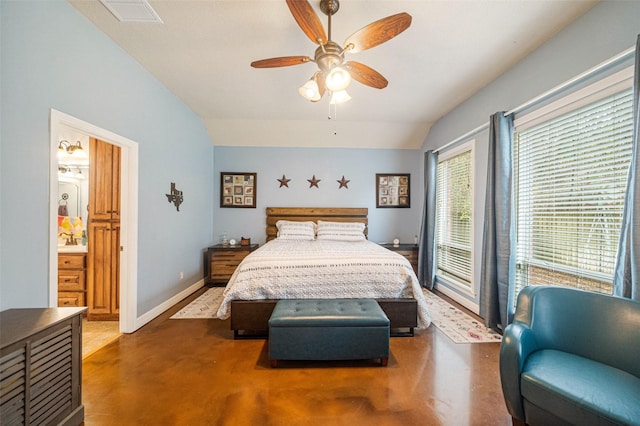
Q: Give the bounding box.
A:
[206,244,259,286]
[379,243,419,275]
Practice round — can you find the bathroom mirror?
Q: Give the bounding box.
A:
[58,182,80,218]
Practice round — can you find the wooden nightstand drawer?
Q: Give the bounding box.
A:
[212,250,249,263]
[379,243,419,275]
[211,264,240,276]
[394,249,418,264]
[206,244,259,285]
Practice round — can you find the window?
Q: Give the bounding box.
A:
[514,72,633,297]
[436,141,474,292]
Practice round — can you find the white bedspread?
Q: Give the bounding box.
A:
[216,239,431,328]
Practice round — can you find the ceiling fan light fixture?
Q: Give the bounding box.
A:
[325,66,351,92]
[252,0,412,109]
[330,90,351,104]
[298,77,322,102]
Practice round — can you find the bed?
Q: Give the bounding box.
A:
[217,207,431,338]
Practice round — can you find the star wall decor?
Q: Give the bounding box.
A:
[277,174,291,188]
[307,175,321,188]
[337,176,350,189]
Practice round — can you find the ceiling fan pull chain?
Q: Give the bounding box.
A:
[327,102,339,135]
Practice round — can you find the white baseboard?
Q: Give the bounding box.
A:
[131,279,205,332]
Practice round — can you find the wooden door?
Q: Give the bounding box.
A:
[87,137,121,321]
[89,138,121,221]
[87,221,113,317]
[110,222,121,315]
[87,221,120,320]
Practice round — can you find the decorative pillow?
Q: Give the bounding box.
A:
[316,220,366,241]
[276,220,316,240]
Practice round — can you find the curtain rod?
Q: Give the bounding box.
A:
[434,122,489,154]
[434,45,636,154]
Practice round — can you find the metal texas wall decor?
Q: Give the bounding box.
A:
[166,182,184,211]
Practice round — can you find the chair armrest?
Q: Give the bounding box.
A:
[500,322,539,421]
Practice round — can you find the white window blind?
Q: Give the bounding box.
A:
[436,146,473,290]
[514,87,633,296]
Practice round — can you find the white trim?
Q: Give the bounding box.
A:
[134,280,205,329]
[434,123,488,155]
[437,138,474,162]
[514,66,634,131]
[512,82,633,295]
[49,109,139,333]
[506,46,635,117]
[433,45,635,154]
[434,283,480,315]
[435,139,476,298]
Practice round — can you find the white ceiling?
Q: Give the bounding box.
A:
[69,0,597,149]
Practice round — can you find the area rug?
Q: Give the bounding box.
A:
[422,289,502,343]
[171,287,226,319]
[171,287,502,343]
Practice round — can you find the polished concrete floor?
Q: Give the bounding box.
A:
[82,289,511,425]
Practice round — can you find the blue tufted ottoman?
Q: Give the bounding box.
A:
[268,299,390,367]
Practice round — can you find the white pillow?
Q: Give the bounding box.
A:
[316,220,366,241]
[276,220,316,240]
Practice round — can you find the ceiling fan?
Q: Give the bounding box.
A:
[250,0,412,104]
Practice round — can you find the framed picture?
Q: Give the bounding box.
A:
[376,173,410,208]
[220,172,256,208]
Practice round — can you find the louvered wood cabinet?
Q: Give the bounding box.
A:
[0,307,85,426]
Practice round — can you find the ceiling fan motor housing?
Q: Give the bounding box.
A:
[314,41,343,73]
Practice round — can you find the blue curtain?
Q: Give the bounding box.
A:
[418,150,438,289]
[479,112,515,331]
[614,35,640,300]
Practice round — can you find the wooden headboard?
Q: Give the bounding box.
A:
[266,207,368,241]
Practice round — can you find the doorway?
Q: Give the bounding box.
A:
[49,109,139,333]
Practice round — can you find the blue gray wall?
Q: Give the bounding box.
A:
[0,1,214,313]
[213,146,423,245]
[3,0,638,319]
[422,0,640,308]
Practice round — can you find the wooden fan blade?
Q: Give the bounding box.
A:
[251,56,311,68]
[346,61,388,89]
[344,12,412,53]
[286,0,327,45]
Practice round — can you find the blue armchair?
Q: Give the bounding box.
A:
[500,285,640,426]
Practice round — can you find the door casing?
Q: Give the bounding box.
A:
[49,109,139,333]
